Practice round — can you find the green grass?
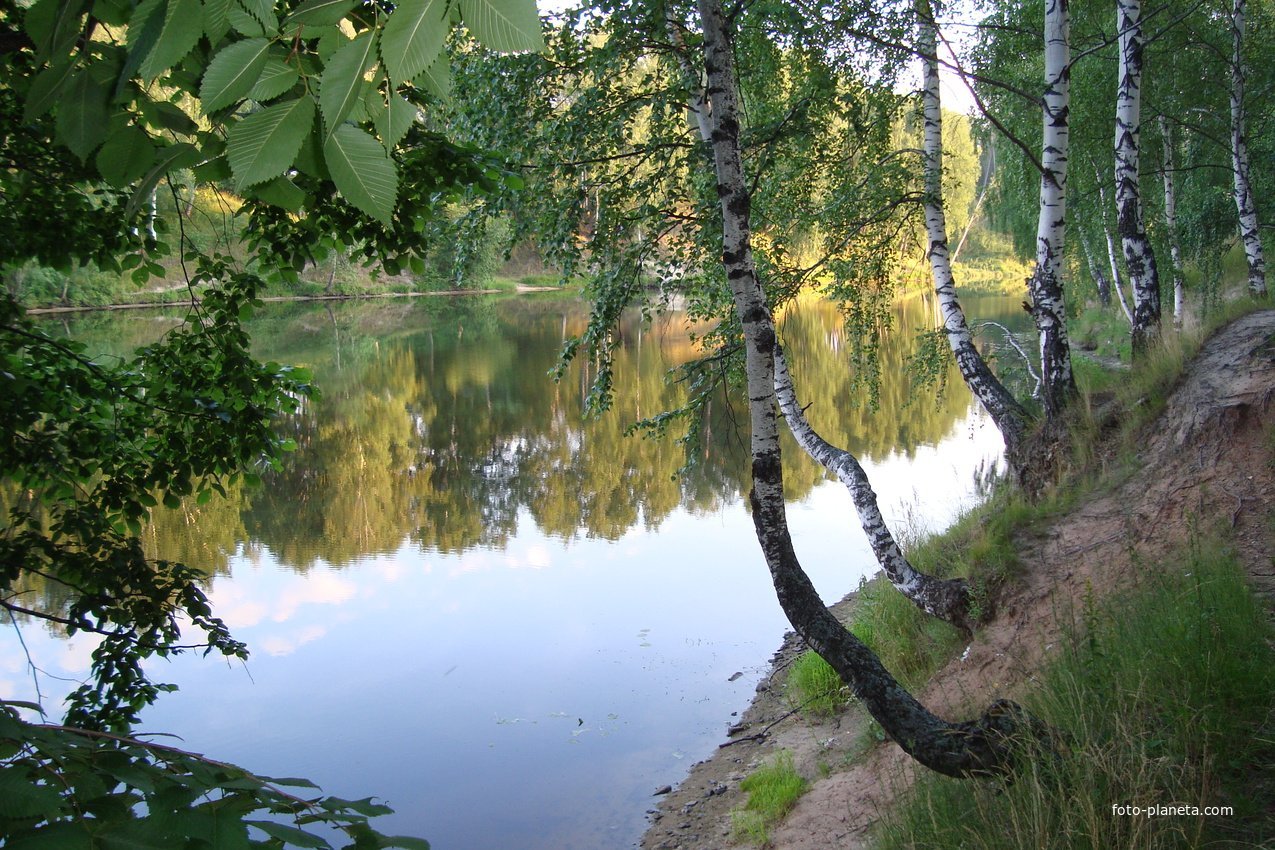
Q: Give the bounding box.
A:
[732,751,808,845]
[872,543,1275,850]
[787,650,848,717]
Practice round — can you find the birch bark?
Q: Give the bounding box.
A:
[1029,0,1077,419]
[1157,117,1186,326]
[1114,0,1162,355]
[918,5,1031,472]
[1229,0,1267,297]
[694,0,1041,778]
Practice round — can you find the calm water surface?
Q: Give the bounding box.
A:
[5,292,1028,849]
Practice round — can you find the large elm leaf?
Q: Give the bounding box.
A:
[200,38,271,113]
[23,0,88,60]
[138,0,204,81]
[324,124,397,224]
[56,68,110,161]
[227,96,315,189]
[96,124,156,187]
[247,57,300,102]
[284,0,358,27]
[319,30,377,133]
[412,53,450,102]
[23,59,78,122]
[380,0,446,86]
[458,0,543,53]
[202,0,231,42]
[372,92,417,152]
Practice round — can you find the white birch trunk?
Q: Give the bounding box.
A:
[918,7,1030,471]
[1157,117,1186,326]
[1114,0,1161,355]
[1029,0,1077,419]
[1229,0,1267,297]
[694,0,1039,778]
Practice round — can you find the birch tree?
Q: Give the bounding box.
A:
[1158,117,1186,325]
[1029,0,1078,417]
[1114,0,1162,355]
[1228,0,1267,297]
[694,0,1045,776]
[916,1,1031,471]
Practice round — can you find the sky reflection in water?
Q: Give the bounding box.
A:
[3,293,1024,849]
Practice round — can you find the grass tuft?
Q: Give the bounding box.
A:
[732,751,808,845]
[787,650,848,717]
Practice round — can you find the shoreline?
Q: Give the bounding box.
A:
[23,285,566,315]
[639,593,866,850]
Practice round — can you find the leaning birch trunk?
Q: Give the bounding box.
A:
[1081,231,1112,307]
[1096,174,1135,324]
[918,5,1031,475]
[1028,0,1077,420]
[694,0,1044,778]
[1157,117,1186,326]
[773,347,978,632]
[1229,0,1267,297]
[1114,0,1162,355]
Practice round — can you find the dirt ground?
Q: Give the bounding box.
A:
[639,310,1275,850]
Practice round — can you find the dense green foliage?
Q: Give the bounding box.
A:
[1,0,541,841]
[971,0,1275,307]
[0,708,431,850]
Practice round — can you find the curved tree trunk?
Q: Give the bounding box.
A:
[1229,0,1267,297]
[1081,231,1112,307]
[773,347,978,632]
[918,4,1032,476]
[1029,0,1077,420]
[1157,117,1186,327]
[1115,0,1162,356]
[1096,174,1135,324]
[694,0,1043,778]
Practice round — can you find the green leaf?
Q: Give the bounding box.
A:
[457,0,543,53]
[200,39,271,113]
[384,838,431,850]
[235,0,274,31]
[247,57,300,102]
[323,124,397,224]
[319,30,378,133]
[93,0,133,26]
[380,0,447,87]
[191,155,232,182]
[24,0,89,60]
[123,142,202,218]
[138,0,205,81]
[227,96,315,189]
[284,0,357,27]
[23,59,78,122]
[3,822,94,850]
[140,99,199,135]
[227,4,265,36]
[245,821,331,849]
[412,53,450,102]
[96,125,156,187]
[202,0,231,41]
[373,93,417,152]
[247,176,305,211]
[56,68,110,161]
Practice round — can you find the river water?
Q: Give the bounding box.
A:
[4,291,1028,849]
